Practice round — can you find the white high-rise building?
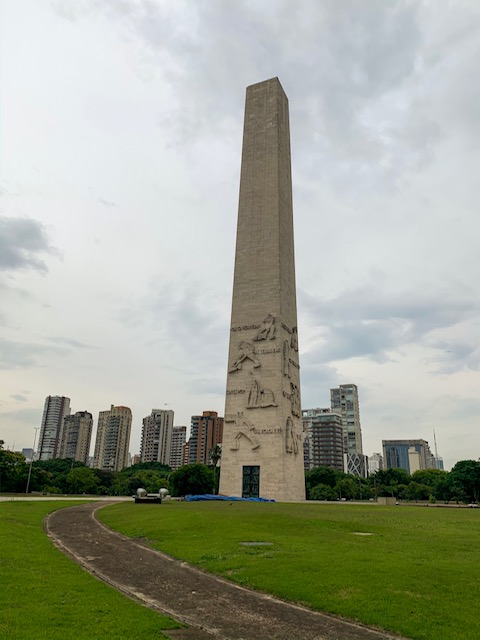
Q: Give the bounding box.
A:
[37,396,71,460]
[140,409,174,466]
[330,384,363,456]
[93,405,132,472]
[368,452,384,475]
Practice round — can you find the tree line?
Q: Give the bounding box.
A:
[0,444,479,503]
[0,446,215,497]
[305,462,480,504]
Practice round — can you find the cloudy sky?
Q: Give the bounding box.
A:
[1,0,479,470]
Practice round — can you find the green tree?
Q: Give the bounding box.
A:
[305,466,346,499]
[16,464,49,493]
[31,458,86,494]
[411,468,447,489]
[0,449,27,492]
[306,466,340,488]
[356,477,369,500]
[369,468,410,497]
[448,460,480,503]
[127,471,170,495]
[401,481,431,502]
[170,464,214,497]
[119,461,172,476]
[34,458,83,474]
[112,474,130,496]
[335,477,359,500]
[42,484,63,494]
[93,469,115,494]
[310,483,338,501]
[65,467,100,494]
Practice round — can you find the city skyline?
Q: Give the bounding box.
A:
[1,1,479,471]
[11,391,450,473]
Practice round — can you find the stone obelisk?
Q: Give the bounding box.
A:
[219,78,305,502]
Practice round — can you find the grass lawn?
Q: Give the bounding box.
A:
[99,501,480,640]
[0,501,181,640]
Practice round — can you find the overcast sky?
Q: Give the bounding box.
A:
[1,0,479,470]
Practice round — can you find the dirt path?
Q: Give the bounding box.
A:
[46,502,408,640]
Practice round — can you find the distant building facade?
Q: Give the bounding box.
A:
[22,448,35,463]
[302,408,344,471]
[188,411,223,465]
[58,411,93,464]
[344,453,369,478]
[37,395,71,460]
[140,409,174,466]
[330,384,363,457]
[170,426,187,470]
[382,439,435,474]
[181,441,189,466]
[93,405,132,472]
[368,452,384,475]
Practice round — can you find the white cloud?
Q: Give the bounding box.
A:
[0,217,58,272]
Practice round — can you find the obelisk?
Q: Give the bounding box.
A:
[219,78,305,502]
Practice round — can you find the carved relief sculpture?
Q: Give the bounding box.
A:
[285,416,298,454]
[247,379,278,408]
[283,340,291,378]
[226,414,260,451]
[290,382,300,417]
[290,326,298,352]
[253,314,276,341]
[229,341,261,373]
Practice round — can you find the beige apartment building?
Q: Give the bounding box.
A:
[93,405,132,472]
[170,425,187,470]
[140,409,174,466]
[58,411,93,464]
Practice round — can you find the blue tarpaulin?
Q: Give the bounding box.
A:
[185,494,275,502]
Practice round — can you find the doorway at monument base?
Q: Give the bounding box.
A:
[219,447,306,502]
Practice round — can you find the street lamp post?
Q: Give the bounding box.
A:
[25,427,39,494]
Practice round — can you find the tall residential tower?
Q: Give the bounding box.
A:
[188,411,223,465]
[170,426,187,470]
[58,411,93,464]
[37,395,71,460]
[302,408,344,472]
[93,405,132,472]
[331,384,367,477]
[140,409,174,466]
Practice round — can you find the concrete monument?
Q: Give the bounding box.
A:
[219,78,305,501]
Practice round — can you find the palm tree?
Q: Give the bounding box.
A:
[208,444,222,494]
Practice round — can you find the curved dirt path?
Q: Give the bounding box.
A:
[46,502,408,640]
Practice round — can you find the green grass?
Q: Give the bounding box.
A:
[0,501,181,640]
[99,501,480,640]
